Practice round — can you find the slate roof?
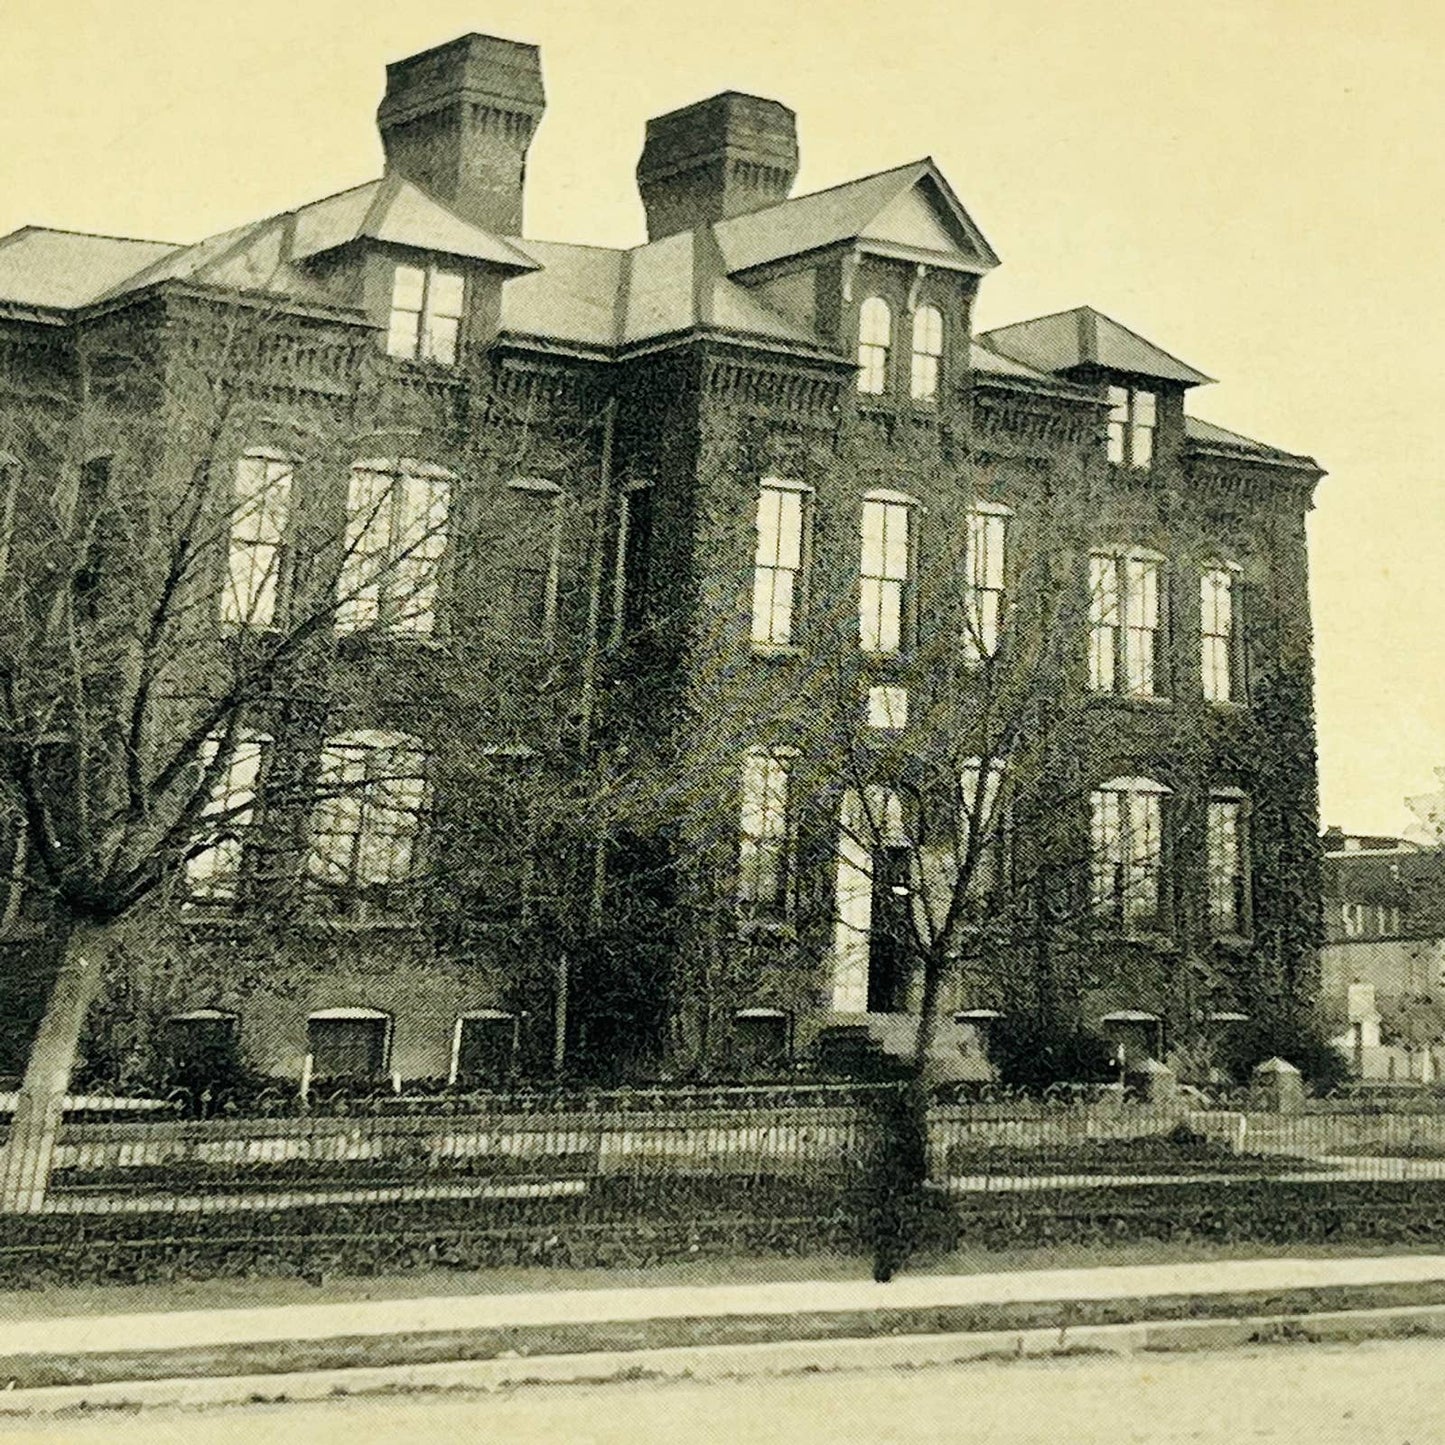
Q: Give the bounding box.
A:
[713,159,999,276]
[0,227,180,310]
[979,306,1214,387]
[0,156,994,367]
[1184,415,1320,469]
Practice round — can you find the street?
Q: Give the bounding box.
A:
[2,1337,1440,1443]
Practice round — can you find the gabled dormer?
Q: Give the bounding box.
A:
[707,158,999,408]
[979,306,1212,474]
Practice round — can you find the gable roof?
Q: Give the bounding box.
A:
[979,305,1214,387]
[714,159,999,276]
[0,227,181,310]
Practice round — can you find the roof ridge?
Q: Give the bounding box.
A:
[1092,308,1216,385]
[715,156,928,228]
[1,223,181,249]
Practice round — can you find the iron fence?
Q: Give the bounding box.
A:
[3,1083,1445,1283]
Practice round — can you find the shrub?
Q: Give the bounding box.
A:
[983,1012,1117,1094]
[1218,1012,1351,1093]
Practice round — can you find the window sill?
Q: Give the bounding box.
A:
[1086,691,1173,709]
[1093,924,1176,951]
[750,643,804,661]
[737,916,798,943]
[1210,931,1253,951]
[1204,698,1250,714]
[299,915,426,935]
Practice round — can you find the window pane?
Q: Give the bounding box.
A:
[428,270,465,319]
[1133,390,1157,427]
[392,265,426,311]
[424,314,459,365]
[387,310,421,360]
[912,305,943,356]
[910,353,939,402]
[859,297,891,346]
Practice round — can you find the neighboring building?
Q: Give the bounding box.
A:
[1320,828,1445,1081]
[0,34,1326,1085]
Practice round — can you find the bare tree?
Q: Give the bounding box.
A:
[0,294,627,1207]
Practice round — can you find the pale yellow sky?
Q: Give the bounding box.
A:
[2,0,1440,836]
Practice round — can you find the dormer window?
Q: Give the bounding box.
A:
[387,264,465,365]
[1107,386,1156,469]
[857,297,891,395]
[910,305,943,403]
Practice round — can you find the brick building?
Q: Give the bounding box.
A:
[0,34,1325,1086]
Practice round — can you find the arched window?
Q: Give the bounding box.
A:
[1090,776,1170,930]
[856,297,892,395]
[910,305,944,402]
[306,729,428,916]
[337,460,453,635]
[1201,562,1243,703]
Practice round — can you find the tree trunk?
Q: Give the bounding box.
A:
[0,920,108,1213]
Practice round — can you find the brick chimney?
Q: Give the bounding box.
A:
[637,93,798,241]
[377,34,545,236]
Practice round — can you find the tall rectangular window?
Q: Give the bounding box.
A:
[1091,777,1167,929]
[1201,565,1237,702]
[612,481,653,643]
[1089,550,1163,697]
[960,758,1006,899]
[1207,796,1247,935]
[186,732,271,902]
[387,264,465,365]
[910,305,943,402]
[738,747,794,916]
[337,461,451,635]
[489,479,564,644]
[306,730,428,916]
[751,480,806,648]
[1107,387,1157,469]
[964,503,1009,662]
[857,297,892,395]
[860,494,914,655]
[222,452,292,627]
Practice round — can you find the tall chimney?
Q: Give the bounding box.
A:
[377,33,545,236]
[637,93,798,241]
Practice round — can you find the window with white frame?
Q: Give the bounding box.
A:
[1091,776,1169,929]
[1207,794,1249,936]
[306,730,428,915]
[1201,564,1239,703]
[751,480,807,648]
[186,731,271,903]
[387,264,465,365]
[1341,901,1365,937]
[738,746,795,916]
[960,758,1006,898]
[857,297,892,395]
[859,492,915,656]
[1107,386,1157,469]
[1089,550,1164,697]
[964,503,1009,663]
[222,451,292,627]
[910,305,943,402]
[337,461,452,635]
[867,685,908,731]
